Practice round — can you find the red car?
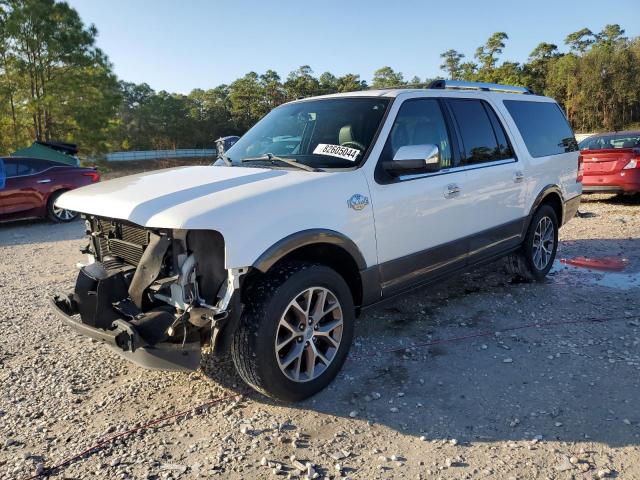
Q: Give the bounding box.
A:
[579,131,640,194]
[0,157,100,223]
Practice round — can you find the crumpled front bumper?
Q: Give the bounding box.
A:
[50,294,201,371]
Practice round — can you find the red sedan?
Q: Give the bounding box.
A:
[0,157,100,223]
[579,131,640,194]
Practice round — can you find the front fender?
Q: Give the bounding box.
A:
[252,229,368,273]
[183,169,378,270]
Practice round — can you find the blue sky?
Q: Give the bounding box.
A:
[68,0,640,94]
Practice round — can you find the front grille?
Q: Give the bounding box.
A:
[91,217,150,266]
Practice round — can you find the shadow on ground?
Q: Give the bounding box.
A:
[581,192,640,205]
[202,237,640,448]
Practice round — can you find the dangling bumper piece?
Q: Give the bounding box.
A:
[51,293,201,371]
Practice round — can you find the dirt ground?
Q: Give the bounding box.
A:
[0,193,639,480]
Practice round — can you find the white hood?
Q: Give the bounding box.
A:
[56,165,378,269]
[57,166,320,228]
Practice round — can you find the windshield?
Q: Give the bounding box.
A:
[225,98,390,169]
[579,133,640,150]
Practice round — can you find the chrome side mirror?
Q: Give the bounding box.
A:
[382,144,441,177]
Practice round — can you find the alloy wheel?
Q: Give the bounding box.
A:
[532,216,554,270]
[53,206,76,221]
[275,286,343,383]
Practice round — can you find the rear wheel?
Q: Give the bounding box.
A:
[506,204,558,281]
[231,262,354,401]
[47,191,78,223]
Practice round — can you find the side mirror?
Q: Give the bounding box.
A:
[215,135,240,157]
[382,144,441,177]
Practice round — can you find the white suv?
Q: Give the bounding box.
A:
[52,80,582,401]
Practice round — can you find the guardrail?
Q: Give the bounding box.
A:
[105,149,216,162]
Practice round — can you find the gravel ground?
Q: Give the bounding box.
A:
[1,194,639,480]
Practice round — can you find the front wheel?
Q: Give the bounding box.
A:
[231,262,354,402]
[506,204,558,281]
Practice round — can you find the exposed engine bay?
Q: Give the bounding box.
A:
[51,215,246,370]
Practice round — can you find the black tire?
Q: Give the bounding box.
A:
[47,191,78,223]
[231,262,355,402]
[506,204,558,281]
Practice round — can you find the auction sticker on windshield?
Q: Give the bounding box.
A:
[313,144,361,162]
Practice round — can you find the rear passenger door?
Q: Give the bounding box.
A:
[444,98,528,259]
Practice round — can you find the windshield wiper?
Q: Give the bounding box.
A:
[241,153,321,172]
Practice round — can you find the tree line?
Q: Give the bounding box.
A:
[1,0,639,156]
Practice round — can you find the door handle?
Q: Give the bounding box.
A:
[37,179,51,184]
[444,183,461,199]
[513,171,524,183]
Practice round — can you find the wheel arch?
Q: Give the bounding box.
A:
[251,229,371,309]
[46,187,71,208]
[530,185,564,226]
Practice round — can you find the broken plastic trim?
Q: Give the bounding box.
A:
[50,294,201,371]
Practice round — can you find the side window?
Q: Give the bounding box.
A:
[21,159,53,175]
[447,99,512,165]
[14,161,31,176]
[383,98,453,168]
[3,159,19,177]
[503,100,578,157]
[484,104,514,159]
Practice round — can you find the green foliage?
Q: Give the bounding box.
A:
[440,26,640,132]
[440,49,465,80]
[372,66,405,88]
[565,28,595,53]
[1,3,639,156]
[0,0,120,154]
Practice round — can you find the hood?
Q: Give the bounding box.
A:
[56,165,333,228]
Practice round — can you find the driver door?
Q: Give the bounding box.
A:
[368,98,473,295]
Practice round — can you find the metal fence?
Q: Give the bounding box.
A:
[105,149,216,162]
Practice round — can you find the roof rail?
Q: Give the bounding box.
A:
[428,79,534,95]
[366,83,429,91]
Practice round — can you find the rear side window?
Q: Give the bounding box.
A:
[447,99,513,165]
[3,159,19,177]
[503,100,578,157]
[21,158,59,175]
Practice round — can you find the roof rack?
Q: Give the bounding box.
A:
[428,79,534,95]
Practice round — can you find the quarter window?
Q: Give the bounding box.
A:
[447,99,513,165]
[382,99,453,168]
[503,100,578,157]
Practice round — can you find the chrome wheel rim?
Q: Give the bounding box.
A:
[532,216,554,270]
[275,286,343,383]
[53,206,76,221]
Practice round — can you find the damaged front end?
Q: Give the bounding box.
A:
[50,216,245,371]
